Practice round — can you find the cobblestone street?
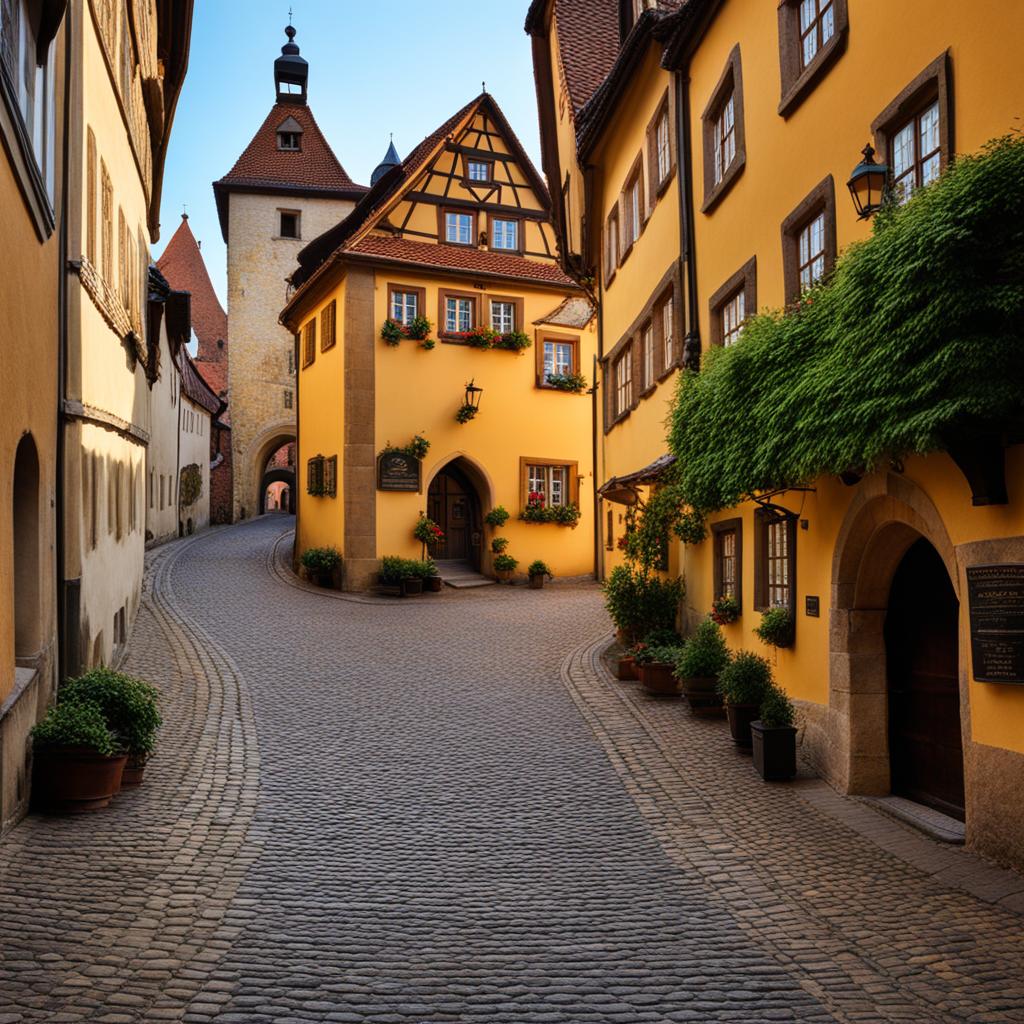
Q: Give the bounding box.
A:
[1,516,1023,1022]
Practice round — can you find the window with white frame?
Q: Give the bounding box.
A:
[543,339,574,380]
[467,159,490,181]
[799,0,835,68]
[490,300,515,334]
[614,348,632,418]
[722,289,745,347]
[661,296,675,366]
[641,323,654,390]
[527,464,569,507]
[713,92,736,186]
[391,290,419,324]
[798,211,826,292]
[626,172,642,247]
[445,211,474,245]
[890,100,940,204]
[445,296,473,333]
[278,131,300,151]
[656,108,671,185]
[491,218,518,250]
[765,517,791,608]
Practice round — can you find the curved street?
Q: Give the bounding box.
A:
[0,516,1023,1023]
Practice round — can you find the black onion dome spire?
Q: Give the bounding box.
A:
[274,24,308,104]
[370,137,402,186]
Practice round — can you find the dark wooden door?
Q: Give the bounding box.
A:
[885,538,964,820]
[426,469,479,565]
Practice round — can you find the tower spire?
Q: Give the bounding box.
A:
[274,22,308,104]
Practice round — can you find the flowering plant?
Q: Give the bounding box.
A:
[381,315,433,346]
[456,326,499,349]
[413,513,444,547]
[546,371,587,393]
[520,492,581,527]
[710,594,741,625]
[455,402,478,424]
[493,331,532,352]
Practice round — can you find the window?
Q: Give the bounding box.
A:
[284,389,293,409]
[755,511,796,611]
[713,519,743,603]
[640,323,654,391]
[721,290,745,347]
[777,0,848,117]
[709,256,756,347]
[622,157,644,252]
[660,295,675,368]
[389,284,425,326]
[490,218,519,251]
[117,207,128,309]
[287,348,295,375]
[701,46,746,211]
[86,129,97,264]
[604,206,620,284]
[301,318,316,368]
[490,300,515,334]
[646,91,674,205]
[538,334,578,386]
[613,347,633,419]
[872,54,952,207]
[439,290,477,336]
[278,131,300,151]
[466,158,491,182]
[606,506,615,551]
[279,210,300,239]
[320,299,337,351]
[307,455,324,495]
[324,456,337,498]
[101,160,113,285]
[444,211,475,246]
[521,458,578,510]
[782,177,835,304]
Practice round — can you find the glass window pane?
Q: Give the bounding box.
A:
[543,341,554,378]
[922,152,940,187]
[799,0,816,32]
[892,122,914,178]
[821,2,834,42]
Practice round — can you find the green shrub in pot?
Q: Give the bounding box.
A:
[717,651,773,706]
[675,619,730,680]
[32,700,117,756]
[60,668,161,760]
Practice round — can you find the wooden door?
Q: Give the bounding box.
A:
[884,538,964,820]
[427,470,476,563]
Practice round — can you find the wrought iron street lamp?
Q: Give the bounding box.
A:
[847,144,888,219]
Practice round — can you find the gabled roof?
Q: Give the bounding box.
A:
[157,214,227,348]
[213,101,367,241]
[287,93,557,304]
[177,347,223,417]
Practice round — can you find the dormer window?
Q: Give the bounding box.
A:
[276,115,304,151]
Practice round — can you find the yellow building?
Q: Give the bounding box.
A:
[281,93,597,590]
[0,0,66,832]
[61,0,192,674]
[532,0,1024,871]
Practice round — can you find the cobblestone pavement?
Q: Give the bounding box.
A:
[0,516,1022,1023]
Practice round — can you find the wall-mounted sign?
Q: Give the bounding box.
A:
[966,564,1024,684]
[377,452,421,492]
[805,595,820,618]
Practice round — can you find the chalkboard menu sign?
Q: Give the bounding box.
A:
[966,564,1024,684]
[377,452,421,492]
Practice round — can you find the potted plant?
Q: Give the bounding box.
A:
[491,536,509,554]
[60,668,161,787]
[31,701,127,812]
[527,560,552,589]
[301,546,342,588]
[674,619,730,716]
[635,640,682,699]
[756,606,795,648]
[484,506,510,528]
[494,553,518,582]
[602,565,684,646]
[423,558,444,592]
[751,685,798,781]
[616,648,638,681]
[717,651,773,750]
[413,513,444,557]
[379,556,423,596]
[402,558,428,596]
[710,594,741,625]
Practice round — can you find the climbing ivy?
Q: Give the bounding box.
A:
[178,464,202,508]
[669,135,1024,514]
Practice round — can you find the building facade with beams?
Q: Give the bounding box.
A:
[156,212,233,523]
[214,26,366,523]
[529,0,1024,871]
[281,92,597,591]
[0,0,67,833]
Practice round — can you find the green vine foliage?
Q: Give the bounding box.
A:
[178,464,202,508]
[669,135,1024,515]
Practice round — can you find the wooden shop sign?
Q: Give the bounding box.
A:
[377,451,421,492]
[967,563,1024,684]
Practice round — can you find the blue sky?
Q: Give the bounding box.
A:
[155,1,543,304]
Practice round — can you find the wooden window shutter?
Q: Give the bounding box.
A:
[86,128,97,265]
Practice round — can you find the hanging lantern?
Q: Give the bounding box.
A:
[847,144,888,220]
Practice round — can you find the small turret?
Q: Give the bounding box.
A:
[274,25,308,104]
[370,137,402,186]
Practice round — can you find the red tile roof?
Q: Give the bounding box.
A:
[177,347,223,418]
[217,102,365,194]
[157,214,230,411]
[348,235,578,288]
[551,0,621,114]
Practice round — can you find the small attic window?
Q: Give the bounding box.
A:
[276,116,304,151]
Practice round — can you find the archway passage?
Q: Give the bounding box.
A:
[427,462,482,569]
[884,537,965,820]
[253,437,295,516]
[13,435,40,659]
[260,469,295,515]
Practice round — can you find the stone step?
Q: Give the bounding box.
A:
[434,560,495,588]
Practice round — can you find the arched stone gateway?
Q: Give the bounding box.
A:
[261,469,295,514]
[247,426,295,518]
[822,472,965,805]
[424,455,494,573]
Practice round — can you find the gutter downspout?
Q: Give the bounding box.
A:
[56,9,73,684]
[675,69,701,368]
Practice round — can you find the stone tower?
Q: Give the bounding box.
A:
[213,25,366,519]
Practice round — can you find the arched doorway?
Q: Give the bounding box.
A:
[427,460,484,570]
[264,480,290,512]
[13,435,40,659]
[258,439,295,515]
[885,537,964,820]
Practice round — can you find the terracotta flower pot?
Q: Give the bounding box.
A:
[751,721,797,780]
[425,575,444,593]
[495,569,514,583]
[121,753,148,787]
[639,662,678,699]
[529,574,545,590]
[616,655,638,681]
[33,746,128,813]
[680,675,724,717]
[726,702,760,750]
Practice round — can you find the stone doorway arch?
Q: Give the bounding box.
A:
[251,430,295,516]
[826,471,963,798]
[424,454,494,573]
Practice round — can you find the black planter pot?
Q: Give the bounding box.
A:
[425,575,444,593]
[679,675,724,717]
[726,702,759,750]
[751,721,797,780]
[401,577,424,596]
